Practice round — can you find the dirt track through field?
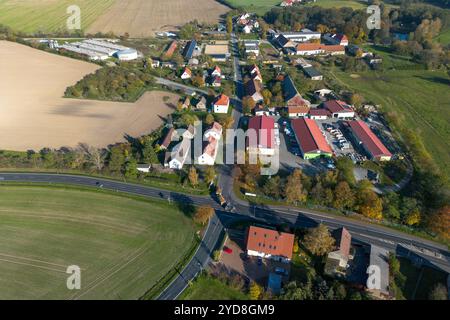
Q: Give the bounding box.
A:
[86,0,230,37]
[0,41,178,151]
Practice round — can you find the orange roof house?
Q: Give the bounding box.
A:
[246,226,295,263]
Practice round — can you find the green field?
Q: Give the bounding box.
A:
[180,274,249,300]
[224,0,281,16]
[435,28,450,45]
[306,0,367,9]
[0,0,115,33]
[0,185,195,299]
[328,63,450,181]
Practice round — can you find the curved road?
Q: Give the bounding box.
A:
[1,172,449,301]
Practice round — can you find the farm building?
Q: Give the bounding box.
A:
[204,44,230,62]
[164,40,178,58]
[302,66,323,80]
[323,33,349,46]
[59,39,138,61]
[278,29,321,43]
[247,115,276,156]
[308,108,330,120]
[115,49,138,61]
[182,40,197,60]
[295,43,345,56]
[282,75,311,109]
[160,128,177,150]
[245,79,264,103]
[246,226,295,263]
[288,106,310,118]
[323,100,355,119]
[291,118,333,159]
[346,120,392,161]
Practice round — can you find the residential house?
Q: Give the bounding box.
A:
[150,58,161,68]
[165,137,192,169]
[209,76,222,87]
[181,96,191,109]
[164,40,178,58]
[162,61,176,69]
[274,34,296,49]
[213,94,230,113]
[160,127,176,150]
[183,124,196,140]
[194,96,207,111]
[180,67,192,80]
[198,122,223,165]
[325,228,353,278]
[245,79,264,103]
[323,100,355,119]
[246,226,295,263]
[247,115,276,156]
[346,120,392,161]
[211,65,222,78]
[291,118,333,159]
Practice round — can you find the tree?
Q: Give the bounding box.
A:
[249,282,262,300]
[188,166,199,187]
[242,96,256,114]
[350,93,364,107]
[284,169,307,204]
[428,205,450,240]
[226,15,233,34]
[303,224,335,256]
[404,209,421,226]
[108,146,126,174]
[261,89,272,106]
[263,176,282,199]
[193,206,214,225]
[204,166,216,185]
[192,75,205,87]
[124,158,138,179]
[333,181,355,210]
[358,189,383,220]
[428,283,448,300]
[205,113,215,126]
[141,138,158,163]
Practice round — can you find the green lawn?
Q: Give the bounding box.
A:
[306,0,367,9]
[0,185,196,299]
[328,67,450,181]
[435,27,450,45]
[0,0,116,34]
[223,0,281,16]
[180,274,249,300]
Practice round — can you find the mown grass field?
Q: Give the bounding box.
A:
[0,185,195,299]
[306,0,367,9]
[180,274,249,300]
[223,0,281,16]
[328,62,450,181]
[0,0,116,33]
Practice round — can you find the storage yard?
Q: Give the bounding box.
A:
[0,41,177,150]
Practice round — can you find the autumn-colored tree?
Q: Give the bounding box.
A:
[188,166,199,187]
[350,93,364,107]
[263,176,282,199]
[284,169,307,204]
[204,166,216,185]
[249,282,262,300]
[261,89,272,106]
[404,209,421,226]
[358,189,383,220]
[193,206,214,225]
[303,224,335,256]
[428,205,450,240]
[242,96,256,113]
[333,181,355,210]
[192,75,205,87]
[205,113,215,125]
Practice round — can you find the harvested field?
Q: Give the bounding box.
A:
[0,41,178,151]
[86,0,230,37]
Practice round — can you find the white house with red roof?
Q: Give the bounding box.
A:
[323,100,355,119]
[246,226,295,263]
[324,33,349,46]
[213,94,230,113]
[198,122,223,165]
[247,115,277,156]
[180,67,192,80]
[211,65,222,77]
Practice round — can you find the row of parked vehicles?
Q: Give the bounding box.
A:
[325,124,350,150]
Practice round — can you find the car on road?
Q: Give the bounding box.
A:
[223,247,233,254]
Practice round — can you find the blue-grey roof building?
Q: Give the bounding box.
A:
[182,40,197,60]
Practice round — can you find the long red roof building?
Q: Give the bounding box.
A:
[347,120,392,161]
[291,118,333,159]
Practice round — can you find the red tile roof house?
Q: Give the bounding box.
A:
[246,226,295,263]
[325,227,353,277]
[288,105,310,118]
[213,94,230,114]
[164,40,178,58]
[323,100,355,119]
[180,67,192,80]
[247,115,276,156]
[347,120,392,161]
[198,122,223,165]
[291,118,333,159]
[211,65,222,77]
[295,43,345,56]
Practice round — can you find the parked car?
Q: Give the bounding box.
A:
[223,247,233,254]
[257,257,263,266]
